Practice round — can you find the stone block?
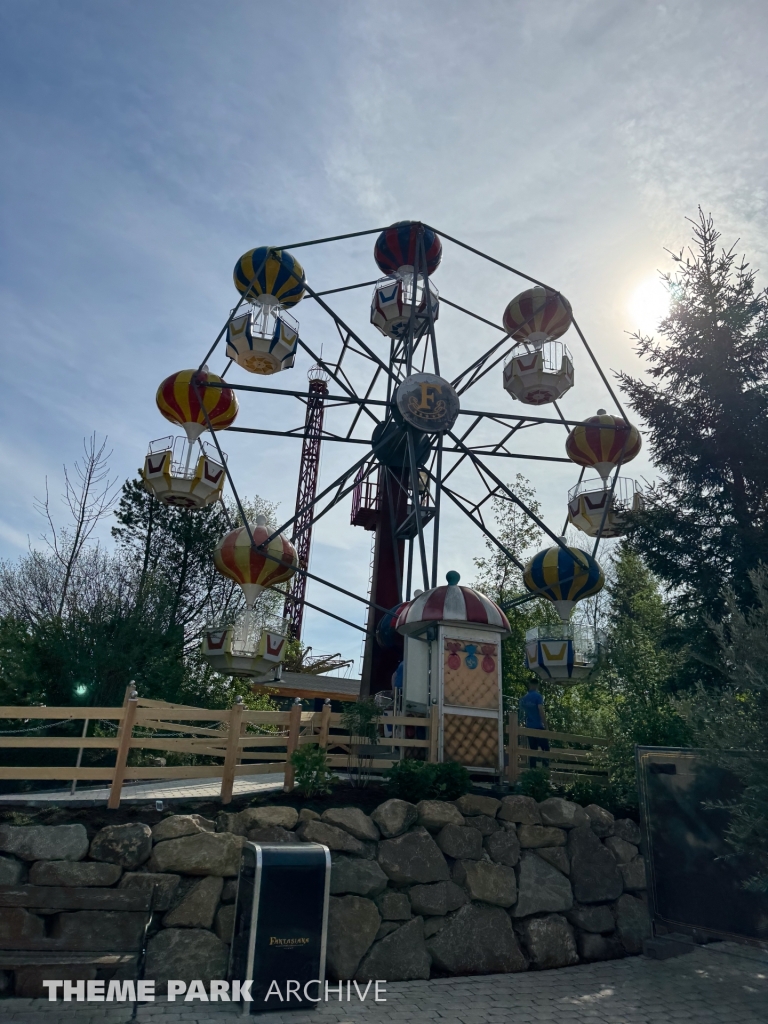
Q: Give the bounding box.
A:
[408,880,468,917]
[535,846,570,875]
[577,930,625,961]
[246,826,295,843]
[568,825,623,904]
[151,814,215,843]
[584,804,614,838]
[326,895,380,980]
[49,911,147,951]
[0,907,45,947]
[0,824,88,862]
[119,872,181,912]
[214,903,236,943]
[145,928,229,993]
[297,819,365,854]
[487,827,524,868]
[463,813,500,836]
[14,966,97,999]
[298,807,320,823]
[375,921,401,940]
[416,799,465,832]
[221,879,238,903]
[613,893,652,953]
[484,829,520,866]
[613,818,642,845]
[375,890,411,920]
[517,913,579,969]
[330,856,389,897]
[163,875,223,929]
[371,798,418,838]
[356,916,431,981]
[237,805,299,832]
[29,860,122,887]
[538,797,590,829]
[0,854,26,884]
[566,902,615,934]
[621,857,647,891]
[436,823,483,860]
[604,836,638,864]
[498,795,541,825]
[511,851,573,917]
[517,824,567,848]
[452,859,517,908]
[147,831,243,876]
[89,824,152,869]
[377,829,450,884]
[322,807,380,842]
[454,794,501,818]
[427,904,528,974]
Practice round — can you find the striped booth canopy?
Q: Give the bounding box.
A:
[396,571,510,637]
[503,286,573,346]
[523,544,604,622]
[233,247,305,308]
[566,410,642,481]
[156,368,238,443]
[374,221,442,276]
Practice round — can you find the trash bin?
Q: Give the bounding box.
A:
[229,841,331,1014]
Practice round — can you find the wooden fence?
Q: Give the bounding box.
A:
[0,688,440,808]
[507,717,610,786]
[0,689,608,807]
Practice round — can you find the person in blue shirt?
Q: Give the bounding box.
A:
[519,680,550,768]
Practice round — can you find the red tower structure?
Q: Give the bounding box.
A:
[284,365,329,639]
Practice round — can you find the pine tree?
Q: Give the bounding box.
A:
[619,211,768,679]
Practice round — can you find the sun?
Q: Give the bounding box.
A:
[628,275,670,334]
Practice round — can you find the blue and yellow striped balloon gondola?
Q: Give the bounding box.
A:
[523,544,604,621]
[233,247,305,307]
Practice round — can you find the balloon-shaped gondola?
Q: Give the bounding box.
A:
[142,369,237,509]
[371,221,441,340]
[202,515,299,678]
[502,286,575,405]
[522,544,605,684]
[228,247,305,375]
[565,410,641,481]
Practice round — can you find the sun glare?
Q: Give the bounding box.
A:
[628,275,670,335]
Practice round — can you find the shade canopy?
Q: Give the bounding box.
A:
[396,571,510,636]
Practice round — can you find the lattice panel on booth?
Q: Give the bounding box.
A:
[443,638,499,709]
[443,713,498,769]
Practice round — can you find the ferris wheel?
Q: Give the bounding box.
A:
[141,220,642,701]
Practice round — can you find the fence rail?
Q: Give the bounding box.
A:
[0,691,609,807]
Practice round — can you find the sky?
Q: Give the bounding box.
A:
[1,0,767,672]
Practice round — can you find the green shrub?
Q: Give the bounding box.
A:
[384,760,471,802]
[290,744,336,799]
[516,767,552,802]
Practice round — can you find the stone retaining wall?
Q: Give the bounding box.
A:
[0,794,650,991]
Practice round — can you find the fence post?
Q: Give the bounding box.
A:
[429,701,440,763]
[283,698,303,793]
[107,689,139,810]
[70,717,90,797]
[318,699,331,749]
[508,711,519,786]
[220,697,245,805]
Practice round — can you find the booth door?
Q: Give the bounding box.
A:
[442,637,500,770]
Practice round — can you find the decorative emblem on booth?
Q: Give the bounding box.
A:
[395,372,460,434]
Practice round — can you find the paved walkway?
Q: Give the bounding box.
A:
[0,774,285,805]
[1,943,766,1024]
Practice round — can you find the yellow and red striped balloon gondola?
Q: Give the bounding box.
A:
[566,409,641,481]
[503,286,573,345]
[213,515,299,606]
[156,369,238,443]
